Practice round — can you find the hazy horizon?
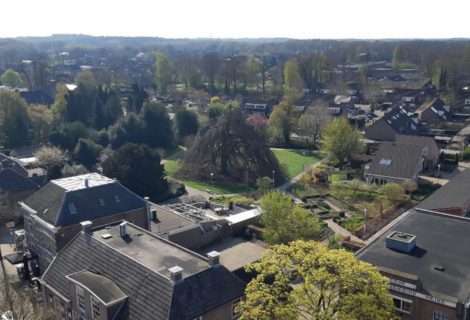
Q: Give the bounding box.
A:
[1,0,469,39]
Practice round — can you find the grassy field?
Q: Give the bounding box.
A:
[163,159,251,194]
[272,149,321,179]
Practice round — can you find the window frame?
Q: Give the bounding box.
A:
[391,295,412,314]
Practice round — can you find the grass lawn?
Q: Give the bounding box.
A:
[330,173,348,181]
[163,159,252,195]
[272,149,321,179]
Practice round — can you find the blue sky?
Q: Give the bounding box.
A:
[2,0,469,39]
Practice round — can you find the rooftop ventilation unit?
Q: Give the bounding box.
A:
[119,222,128,238]
[168,266,183,281]
[386,231,416,253]
[207,251,220,266]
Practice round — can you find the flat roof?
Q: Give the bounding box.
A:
[357,209,470,302]
[92,223,209,279]
[201,237,266,271]
[53,173,115,191]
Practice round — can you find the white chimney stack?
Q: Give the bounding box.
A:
[168,266,183,281]
[80,221,93,233]
[119,221,128,238]
[207,251,220,266]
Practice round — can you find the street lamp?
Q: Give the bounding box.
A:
[272,170,275,188]
[363,208,368,238]
[210,172,214,184]
[437,164,441,177]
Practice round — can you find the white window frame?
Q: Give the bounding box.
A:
[91,295,101,320]
[391,295,412,314]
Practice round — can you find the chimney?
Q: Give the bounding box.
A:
[119,221,128,238]
[207,251,220,266]
[145,196,151,226]
[80,221,93,233]
[168,266,183,281]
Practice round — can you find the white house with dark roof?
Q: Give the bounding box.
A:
[20,173,149,273]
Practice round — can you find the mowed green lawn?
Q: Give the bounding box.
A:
[272,149,321,179]
[163,159,251,194]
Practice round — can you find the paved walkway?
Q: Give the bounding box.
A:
[324,219,365,244]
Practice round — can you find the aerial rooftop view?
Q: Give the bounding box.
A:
[0,0,469,319]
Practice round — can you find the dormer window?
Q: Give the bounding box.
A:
[99,199,105,206]
[114,195,120,203]
[68,203,77,215]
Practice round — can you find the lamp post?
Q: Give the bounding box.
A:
[210,172,214,184]
[363,208,368,238]
[272,170,275,188]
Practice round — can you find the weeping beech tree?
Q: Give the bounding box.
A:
[177,109,286,185]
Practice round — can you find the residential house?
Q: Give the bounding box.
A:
[416,98,453,124]
[417,169,470,216]
[18,89,54,106]
[364,143,425,185]
[0,168,39,220]
[41,221,245,320]
[357,209,470,320]
[243,100,277,117]
[365,107,419,141]
[0,152,29,177]
[395,134,440,170]
[21,173,149,272]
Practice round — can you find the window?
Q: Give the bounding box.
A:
[114,195,120,203]
[67,203,77,215]
[379,159,392,166]
[232,298,241,319]
[76,286,86,317]
[91,295,101,320]
[433,311,448,320]
[99,199,105,206]
[392,296,411,313]
[55,299,65,318]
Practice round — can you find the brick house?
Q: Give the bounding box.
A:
[41,221,245,320]
[365,107,419,141]
[357,209,470,320]
[20,173,149,272]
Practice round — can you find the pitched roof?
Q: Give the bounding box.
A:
[366,143,423,180]
[42,223,245,320]
[0,152,28,177]
[395,134,440,161]
[417,169,470,212]
[23,173,146,227]
[380,107,419,135]
[416,98,452,121]
[357,209,470,302]
[19,90,54,106]
[0,169,39,193]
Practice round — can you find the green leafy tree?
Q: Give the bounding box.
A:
[260,191,323,244]
[321,118,363,169]
[29,104,53,144]
[73,138,103,169]
[256,176,273,193]
[1,68,22,88]
[298,102,331,144]
[238,240,397,320]
[174,108,199,141]
[75,71,97,89]
[102,143,168,199]
[141,101,175,149]
[269,102,292,144]
[379,182,406,203]
[155,52,172,94]
[243,56,261,89]
[0,91,31,148]
[49,121,89,151]
[51,83,68,121]
[392,45,404,70]
[284,59,303,93]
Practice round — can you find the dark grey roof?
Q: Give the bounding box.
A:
[23,173,146,227]
[417,98,452,121]
[0,152,28,177]
[395,134,441,161]
[66,271,127,305]
[381,107,419,134]
[366,143,423,179]
[42,223,245,320]
[418,169,470,212]
[357,209,470,302]
[19,90,54,106]
[0,169,39,193]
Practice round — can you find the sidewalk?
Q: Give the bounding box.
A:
[324,219,365,244]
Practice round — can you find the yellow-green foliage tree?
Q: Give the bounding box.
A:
[320,118,363,169]
[238,240,397,320]
[260,191,323,244]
